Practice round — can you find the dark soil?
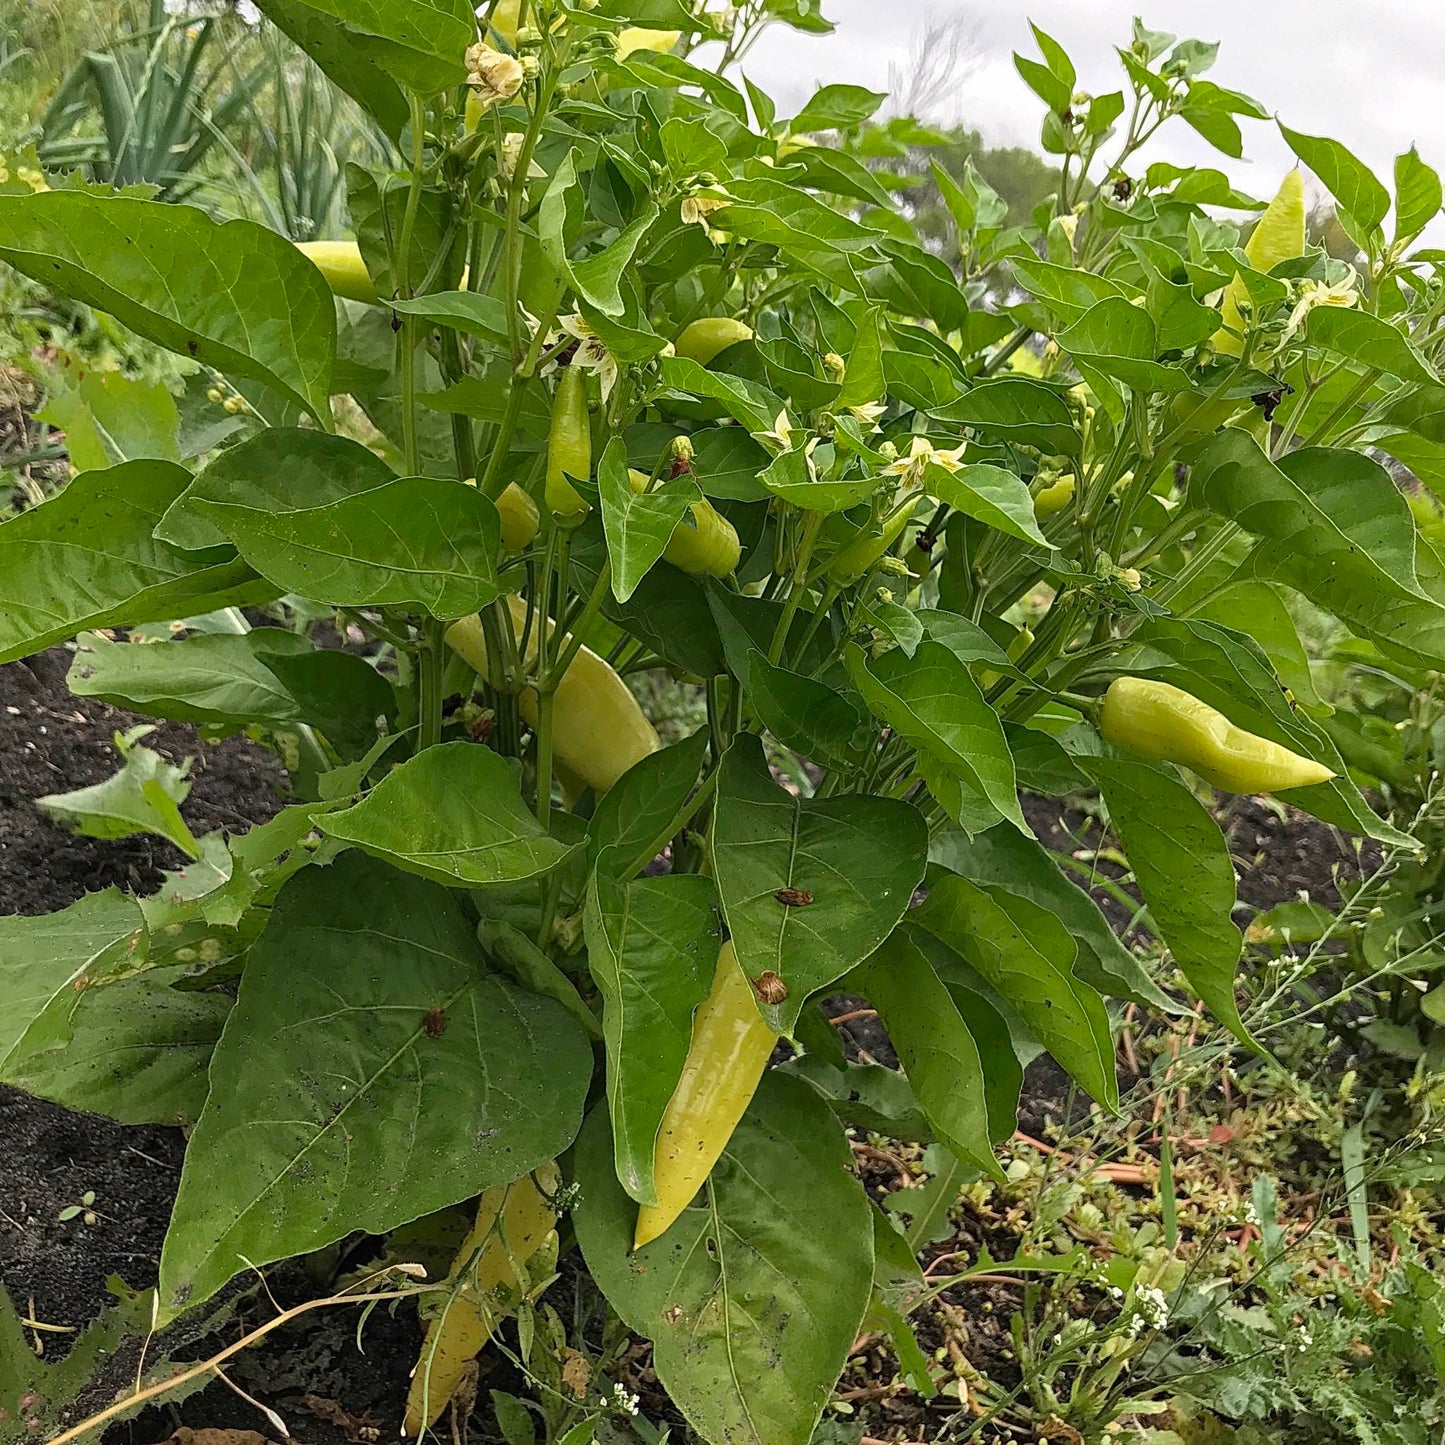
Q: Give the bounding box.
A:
[0,644,1381,1444]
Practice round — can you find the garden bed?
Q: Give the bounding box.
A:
[0,645,1369,1445]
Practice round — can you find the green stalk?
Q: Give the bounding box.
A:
[768,509,823,666]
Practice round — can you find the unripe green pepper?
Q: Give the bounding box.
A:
[1100,677,1335,793]
[628,468,740,578]
[674,317,753,366]
[634,940,777,1249]
[827,492,919,585]
[545,366,591,526]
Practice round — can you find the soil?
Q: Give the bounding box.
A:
[0,644,1379,1445]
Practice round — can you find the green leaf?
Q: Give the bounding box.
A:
[574,1073,873,1445]
[934,377,1080,455]
[1394,146,1442,241]
[1009,255,1129,326]
[0,192,335,417]
[1304,306,1436,387]
[158,853,593,1319]
[846,640,1027,837]
[321,742,576,887]
[583,871,719,1204]
[4,964,228,1126]
[598,438,702,602]
[67,631,393,758]
[35,367,180,473]
[747,651,871,773]
[0,461,261,665]
[195,477,500,620]
[158,429,396,553]
[1190,581,1324,708]
[931,823,1180,1013]
[709,735,928,1034]
[655,355,785,436]
[38,725,201,860]
[1056,298,1191,392]
[790,83,887,132]
[254,0,471,95]
[859,930,1005,1176]
[0,890,147,1069]
[388,290,510,345]
[1188,431,1445,670]
[760,444,880,514]
[1280,123,1391,232]
[913,874,1117,1108]
[587,729,709,876]
[1075,750,1249,1047]
[255,0,408,137]
[926,462,1052,548]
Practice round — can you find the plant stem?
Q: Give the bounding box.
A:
[768,509,822,666]
[621,769,720,880]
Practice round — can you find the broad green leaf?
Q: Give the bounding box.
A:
[1076,749,1249,1046]
[1010,255,1129,326]
[1190,581,1323,708]
[574,1073,873,1445]
[1280,123,1390,232]
[388,290,510,345]
[583,871,719,1204]
[0,890,146,1067]
[157,853,593,1319]
[655,355,785,435]
[760,444,881,514]
[747,651,870,772]
[790,83,887,132]
[1305,307,1436,387]
[934,377,1080,455]
[195,477,500,619]
[158,428,396,552]
[3,965,228,1126]
[913,874,1117,1108]
[926,462,1052,548]
[35,367,180,473]
[859,930,1003,1176]
[846,640,1027,837]
[709,735,928,1034]
[1186,430,1445,666]
[1395,146,1442,241]
[0,461,262,665]
[38,725,201,860]
[0,193,334,416]
[587,729,710,875]
[931,823,1180,1013]
[67,630,393,758]
[254,0,471,95]
[255,0,407,137]
[694,176,880,254]
[598,438,702,602]
[321,742,575,886]
[1056,298,1191,392]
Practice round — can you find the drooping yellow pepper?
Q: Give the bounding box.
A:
[1214,169,1306,357]
[294,240,377,305]
[495,483,540,552]
[1031,473,1076,519]
[445,597,660,794]
[628,468,740,578]
[634,940,777,1250]
[403,1165,559,1435]
[674,318,754,366]
[1100,677,1335,793]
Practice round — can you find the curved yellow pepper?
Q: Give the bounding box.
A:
[294,240,377,305]
[445,597,660,794]
[1214,169,1306,357]
[628,468,740,578]
[674,317,754,367]
[616,27,681,59]
[1100,677,1335,794]
[403,1164,559,1436]
[495,482,540,552]
[634,940,777,1250]
[1032,473,1075,519]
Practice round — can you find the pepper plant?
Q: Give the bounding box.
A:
[0,5,1440,1442]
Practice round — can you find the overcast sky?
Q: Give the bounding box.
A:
[729,1,1444,210]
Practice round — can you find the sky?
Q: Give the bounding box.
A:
[727,1,1445,210]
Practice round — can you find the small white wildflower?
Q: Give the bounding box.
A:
[1133,1285,1170,1331]
[608,1382,640,1417]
